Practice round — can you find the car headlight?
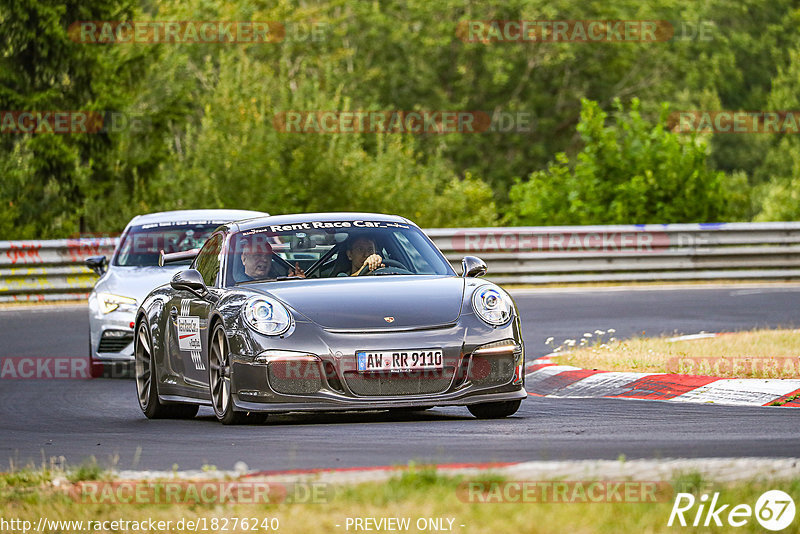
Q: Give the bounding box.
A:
[471,285,513,326]
[243,296,292,336]
[97,293,137,314]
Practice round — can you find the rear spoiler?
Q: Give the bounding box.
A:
[158,248,200,267]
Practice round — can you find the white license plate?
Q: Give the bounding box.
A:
[356,349,443,372]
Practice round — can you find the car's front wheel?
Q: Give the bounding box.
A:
[467,400,521,419]
[135,320,198,419]
[208,323,267,425]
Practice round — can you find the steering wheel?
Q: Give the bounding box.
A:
[358,258,410,276]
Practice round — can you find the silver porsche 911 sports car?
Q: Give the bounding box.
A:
[134,212,526,424]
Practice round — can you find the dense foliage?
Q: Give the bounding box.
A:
[506,99,749,225]
[1,0,798,238]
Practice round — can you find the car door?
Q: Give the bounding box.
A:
[169,233,224,386]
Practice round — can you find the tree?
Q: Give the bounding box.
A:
[0,0,155,238]
[754,48,800,221]
[505,98,747,225]
[148,46,496,227]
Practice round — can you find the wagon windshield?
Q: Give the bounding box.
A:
[228,219,455,284]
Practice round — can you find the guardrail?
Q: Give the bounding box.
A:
[426,222,800,284]
[2,222,800,302]
[0,238,117,302]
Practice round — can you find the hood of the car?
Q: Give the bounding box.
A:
[93,265,185,306]
[251,276,466,330]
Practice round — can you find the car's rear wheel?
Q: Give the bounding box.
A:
[135,320,198,419]
[467,400,521,419]
[209,323,266,425]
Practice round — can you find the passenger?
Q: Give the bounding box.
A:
[339,236,385,276]
[240,238,304,281]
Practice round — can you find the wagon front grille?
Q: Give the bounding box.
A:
[343,367,456,396]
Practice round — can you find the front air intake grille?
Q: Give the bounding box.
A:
[343,367,456,396]
[469,355,516,387]
[267,360,322,395]
[97,330,134,353]
[324,361,344,393]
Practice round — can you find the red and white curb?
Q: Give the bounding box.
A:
[525,357,800,408]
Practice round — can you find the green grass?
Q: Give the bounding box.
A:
[551,328,800,378]
[771,393,800,406]
[65,458,106,484]
[2,464,799,533]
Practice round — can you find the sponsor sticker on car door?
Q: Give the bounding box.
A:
[177,316,201,351]
[177,299,204,371]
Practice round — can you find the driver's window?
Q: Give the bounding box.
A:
[195,234,223,286]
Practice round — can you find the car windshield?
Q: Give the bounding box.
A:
[113,222,220,267]
[228,219,455,284]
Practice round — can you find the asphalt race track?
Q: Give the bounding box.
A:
[1,285,799,471]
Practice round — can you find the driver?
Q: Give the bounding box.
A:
[340,236,385,276]
[240,238,305,281]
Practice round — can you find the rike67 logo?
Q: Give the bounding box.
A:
[668,490,796,531]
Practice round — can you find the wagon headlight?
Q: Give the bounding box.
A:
[97,293,137,314]
[243,296,292,336]
[471,285,513,326]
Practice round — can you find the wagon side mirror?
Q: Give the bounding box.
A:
[461,256,487,278]
[85,256,107,276]
[171,269,208,298]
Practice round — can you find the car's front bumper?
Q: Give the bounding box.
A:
[232,389,527,413]
[88,292,136,363]
[227,316,526,413]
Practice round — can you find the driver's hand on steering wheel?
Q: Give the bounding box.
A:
[363,254,384,272]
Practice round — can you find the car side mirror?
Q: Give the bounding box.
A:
[85,256,107,276]
[461,256,487,278]
[170,269,208,298]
